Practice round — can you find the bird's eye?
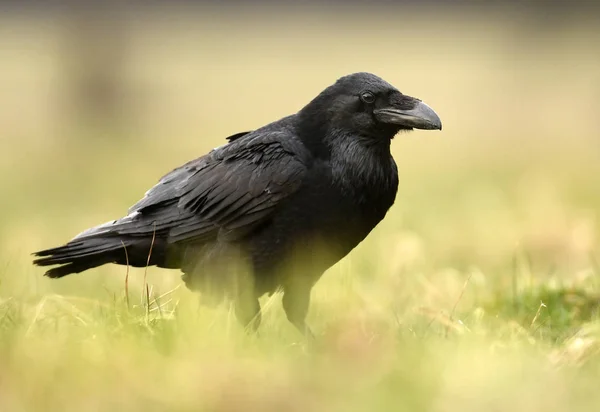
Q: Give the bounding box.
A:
[360,92,375,104]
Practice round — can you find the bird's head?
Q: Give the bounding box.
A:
[298,72,442,147]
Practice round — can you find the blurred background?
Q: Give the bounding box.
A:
[2,0,599,279]
[0,1,600,410]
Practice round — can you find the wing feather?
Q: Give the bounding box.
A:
[120,130,307,245]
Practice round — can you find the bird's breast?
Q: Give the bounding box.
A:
[332,148,398,210]
[301,154,398,244]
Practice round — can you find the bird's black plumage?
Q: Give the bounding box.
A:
[33,72,442,335]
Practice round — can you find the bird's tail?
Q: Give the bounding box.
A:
[33,237,131,278]
[32,222,169,278]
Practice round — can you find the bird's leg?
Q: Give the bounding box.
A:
[282,280,315,338]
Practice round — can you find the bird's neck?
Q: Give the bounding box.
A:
[330,135,398,211]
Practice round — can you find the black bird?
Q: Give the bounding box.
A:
[33,72,442,336]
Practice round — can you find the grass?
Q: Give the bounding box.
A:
[2,138,599,412]
[1,10,600,411]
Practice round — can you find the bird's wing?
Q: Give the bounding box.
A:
[225,130,252,142]
[117,130,308,244]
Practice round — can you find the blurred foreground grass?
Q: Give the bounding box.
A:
[1,9,600,411]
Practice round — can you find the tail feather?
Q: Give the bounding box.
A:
[42,258,118,279]
[32,236,130,278]
[33,234,170,278]
[33,239,128,266]
[32,210,184,278]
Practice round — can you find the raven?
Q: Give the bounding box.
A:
[33,72,442,336]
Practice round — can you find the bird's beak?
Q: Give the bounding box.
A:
[374,99,442,130]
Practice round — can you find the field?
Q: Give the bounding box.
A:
[1,8,600,411]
